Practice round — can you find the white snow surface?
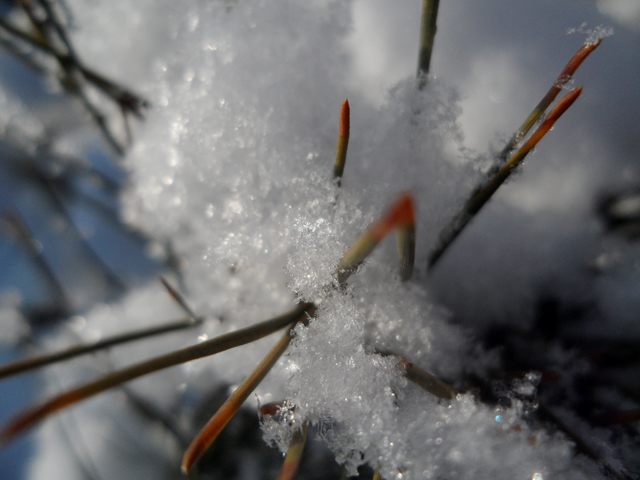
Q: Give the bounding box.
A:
[13,0,640,478]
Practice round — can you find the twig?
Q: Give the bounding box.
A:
[0,315,202,380]
[0,9,148,153]
[536,404,631,480]
[35,0,78,60]
[121,384,191,449]
[181,327,295,472]
[417,0,440,87]
[0,15,148,117]
[0,302,313,442]
[276,422,308,480]
[4,211,70,315]
[37,173,128,293]
[337,193,416,284]
[499,39,602,160]
[333,99,350,185]
[428,87,583,269]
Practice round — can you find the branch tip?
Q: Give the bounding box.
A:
[334,99,351,181]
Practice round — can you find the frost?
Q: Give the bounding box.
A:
[566,23,614,45]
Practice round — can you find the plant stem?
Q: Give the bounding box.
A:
[417,0,440,87]
[276,422,308,480]
[182,327,294,472]
[336,194,415,284]
[428,87,582,269]
[499,39,602,160]
[333,99,350,185]
[0,316,202,380]
[0,303,313,442]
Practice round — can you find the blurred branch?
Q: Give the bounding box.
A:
[0,302,313,442]
[3,211,70,317]
[0,2,148,154]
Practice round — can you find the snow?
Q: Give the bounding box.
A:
[2,0,640,478]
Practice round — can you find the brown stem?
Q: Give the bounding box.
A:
[499,39,602,160]
[397,356,457,399]
[182,327,294,472]
[333,99,350,184]
[428,87,583,269]
[0,303,313,443]
[417,0,440,86]
[0,316,202,380]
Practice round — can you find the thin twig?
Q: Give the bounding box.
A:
[0,315,202,380]
[536,404,630,480]
[0,15,147,117]
[499,39,602,160]
[182,327,295,472]
[337,193,416,284]
[0,10,147,153]
[37,174,128,293]
[36,0,78,60]
[333,99,350,185]
[276,422,308,480]
[4,211,70,315]
[428,87,583,269]
[0,302,313,442]
[417,0,440,87]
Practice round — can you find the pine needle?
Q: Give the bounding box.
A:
[396,221,416,282]
[336,193,415,284]
[417,0,440,85]
[0,315,202,380]
[428,87,583,268]
[0,303,313,443]
[276,423,308,480]
[398,357,457,399]
[470,86,583,215]
[333,99,350,184]
[499,39,602,159]
[372,464,383,480]
[159,276,198,320]
[182,328,294,472]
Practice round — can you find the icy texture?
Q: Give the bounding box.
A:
[566,23,614,45]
